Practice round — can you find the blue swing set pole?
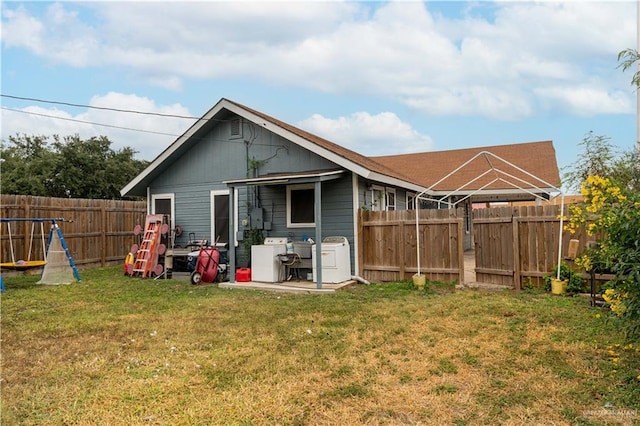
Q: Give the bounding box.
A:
[46,222,81,282]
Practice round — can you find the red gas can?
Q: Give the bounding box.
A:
[236,268,251,282]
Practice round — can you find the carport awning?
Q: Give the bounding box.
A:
[223,169,345,187]
[223,168,345,290]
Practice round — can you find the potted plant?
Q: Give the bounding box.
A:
[544,262,584,295]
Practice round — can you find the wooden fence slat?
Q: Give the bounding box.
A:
[360,208,464,283]
[1,195,146,269]
[471,204,611,290]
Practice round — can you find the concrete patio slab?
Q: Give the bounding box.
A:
[219,280,356,294]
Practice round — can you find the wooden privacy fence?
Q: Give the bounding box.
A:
[359,209,464,283]
[473,205,598,289]
[1,195,146,269]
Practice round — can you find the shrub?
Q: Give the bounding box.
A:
[565,175,640,340]
[543,262,584,294]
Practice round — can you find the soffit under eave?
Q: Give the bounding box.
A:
[120,103,232,197]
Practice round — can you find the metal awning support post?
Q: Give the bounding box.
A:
[314,180,323,289]
[228,186,236,283]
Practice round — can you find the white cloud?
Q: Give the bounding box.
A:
[1,3,99,67]
[534,86,633,116]
[1,93,195,159]
[403,86,534,120]
[1,1,636,121]
[298,111,434,156]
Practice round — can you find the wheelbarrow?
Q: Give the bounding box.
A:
[190,238,227,285]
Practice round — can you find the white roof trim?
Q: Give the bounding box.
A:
[120,100,230,196]
[224,169,345,185]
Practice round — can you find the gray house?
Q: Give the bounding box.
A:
[121,98,560,285]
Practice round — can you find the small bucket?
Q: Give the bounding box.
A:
[412,274,426,288]
[551,278,567,295]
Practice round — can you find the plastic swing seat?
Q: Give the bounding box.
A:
[0,260,47,271]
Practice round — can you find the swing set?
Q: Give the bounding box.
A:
[1,219,49,270]
[0,218,81,287]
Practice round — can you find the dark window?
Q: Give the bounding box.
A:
[154,198,171,215]
[289,187,315,225]
[214,194,229,243]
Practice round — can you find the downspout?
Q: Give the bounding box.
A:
[229,185,236,283]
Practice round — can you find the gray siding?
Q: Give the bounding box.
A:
[148,115,356,271]
[237,175,355,273]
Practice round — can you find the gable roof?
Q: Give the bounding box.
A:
[372,141,561,195]
[121,98,561,200]
[121,98,423,197]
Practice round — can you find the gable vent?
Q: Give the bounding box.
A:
[230,118,242,137]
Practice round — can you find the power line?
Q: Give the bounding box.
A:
[1,107,181,137]
[1,94,201,120]
[1,106,279,149]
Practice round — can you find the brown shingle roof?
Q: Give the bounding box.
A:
[372,141,561,192]
[228,100,560,193]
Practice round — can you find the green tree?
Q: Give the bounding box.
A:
[0,134,56,196]
[1,134,148,199]
[618,48,640,88]
[563,132,640,194]
[563,133,640,341]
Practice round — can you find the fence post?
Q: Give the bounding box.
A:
[457,209,464,285]
[101,203,107,267]
[512,214,521,290]
[398,213,405,280]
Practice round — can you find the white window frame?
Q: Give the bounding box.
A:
[370,186,385,211]
[210,189,239,247]
[407,192,416,210]
[287,183,315,228]
[370,186,396,211]
[151,193,175,219]
[385,187,396,211]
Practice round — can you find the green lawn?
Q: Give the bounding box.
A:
[1,267,639,425]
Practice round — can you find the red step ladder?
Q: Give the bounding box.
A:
[131,215,163,277]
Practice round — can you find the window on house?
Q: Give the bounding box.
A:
[407,192,416,210]
[370,187,385,211]
[371,186,396,211]
[152,193,174,219]
[213,193,229,243]
[211,189,239,246]
[287,184,315,227]
[386,188,396,211]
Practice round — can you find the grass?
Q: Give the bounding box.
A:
[1,268,639,425]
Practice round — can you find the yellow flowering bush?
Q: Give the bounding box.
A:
[566,174,640,340]
[603,288,628,316]
[566,175,626,238]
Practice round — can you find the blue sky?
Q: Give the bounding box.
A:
[1,1,637,187]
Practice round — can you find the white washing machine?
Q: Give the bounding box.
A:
[312,236,351,283]
[251,237,287,283]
